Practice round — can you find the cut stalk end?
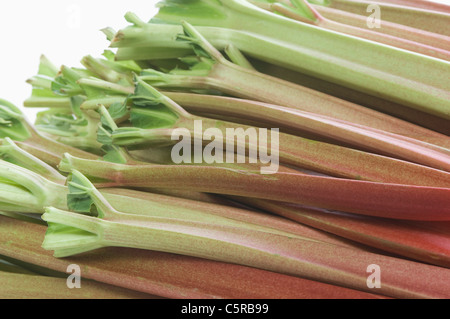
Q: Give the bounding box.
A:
[41,207,104,258]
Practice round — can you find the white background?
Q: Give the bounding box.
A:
[0,1,159,121]
[0,0,448,122]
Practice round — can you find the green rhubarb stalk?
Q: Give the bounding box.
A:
[0,160,68,213]
[114,45,193,62]
[0,272,158,299]
[10,141,67,169]
[39,174,450,299]
[101,27,117,42]
[248,58,450,137]
[164,90,450,150]
[110,23,450,138]
[0,150,355,249]
[223,44,257,70]
[311,4,450,51]
[2,138,232,206]
[79,78,450,149]
[162,91,450,178]
[34,106,104,154]
[259,0,450,60]
[79,96,131,111]
[96,103,272,170]
[0,215,383,299]
[151,1,450,119]
[239,198,450,268]
[22,56,138,155]
[0,99,35,142]
[77,51,142,98]
[76,77,137,97]
[9,138,216,207]
[64,171,363,247]
[58,154,450,221]
[24,53,136,112]
[0,99,98,161]
[317,0,450,36]
[37,54,59,77]
[98,187,362,249]
[137,21,450,143]
[15,53,445,184]
[96,78,450,184]
[24,55,73,109]
[23,96,73,109]
[24,56,132,114]
[81,55,132,86]
[0,138,66,184]
[88,50,142,77]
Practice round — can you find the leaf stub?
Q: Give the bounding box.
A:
[41,208,104,258]
[0,100,32,142]
[67,171,98,216]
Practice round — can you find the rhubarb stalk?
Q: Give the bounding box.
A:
[58,155,450,221]
[0,99,98,161]
[316,0,450,35]
[0,214,385,299]
[256,0,450,61]
[151,1,450,119]
[160,91,450,173]
[137,21,450,141]
[92,78,450,184]
[312,4,450,50]
[0,151,358,249]
[40,171,450,299]
[0,272,159,299]
[238,198,450,268]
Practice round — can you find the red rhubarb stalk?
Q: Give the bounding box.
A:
[59,154,450,221]
[38,173,450,299]
[0,215,386,299]
[239,198,450,268]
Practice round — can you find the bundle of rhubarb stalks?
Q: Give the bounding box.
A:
[0,0,449,300]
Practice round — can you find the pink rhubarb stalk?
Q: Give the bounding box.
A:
[313,4,450,51]
[0,272,159,299]
[0,215,379,299]
[319,0,450,36]
[240,198,450,268]
[39,174,450,299]
[266,0,450,61]
[100,80,450,183]
[162,91,450,175]
[59,154,450,221]
[369,0,450,13]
